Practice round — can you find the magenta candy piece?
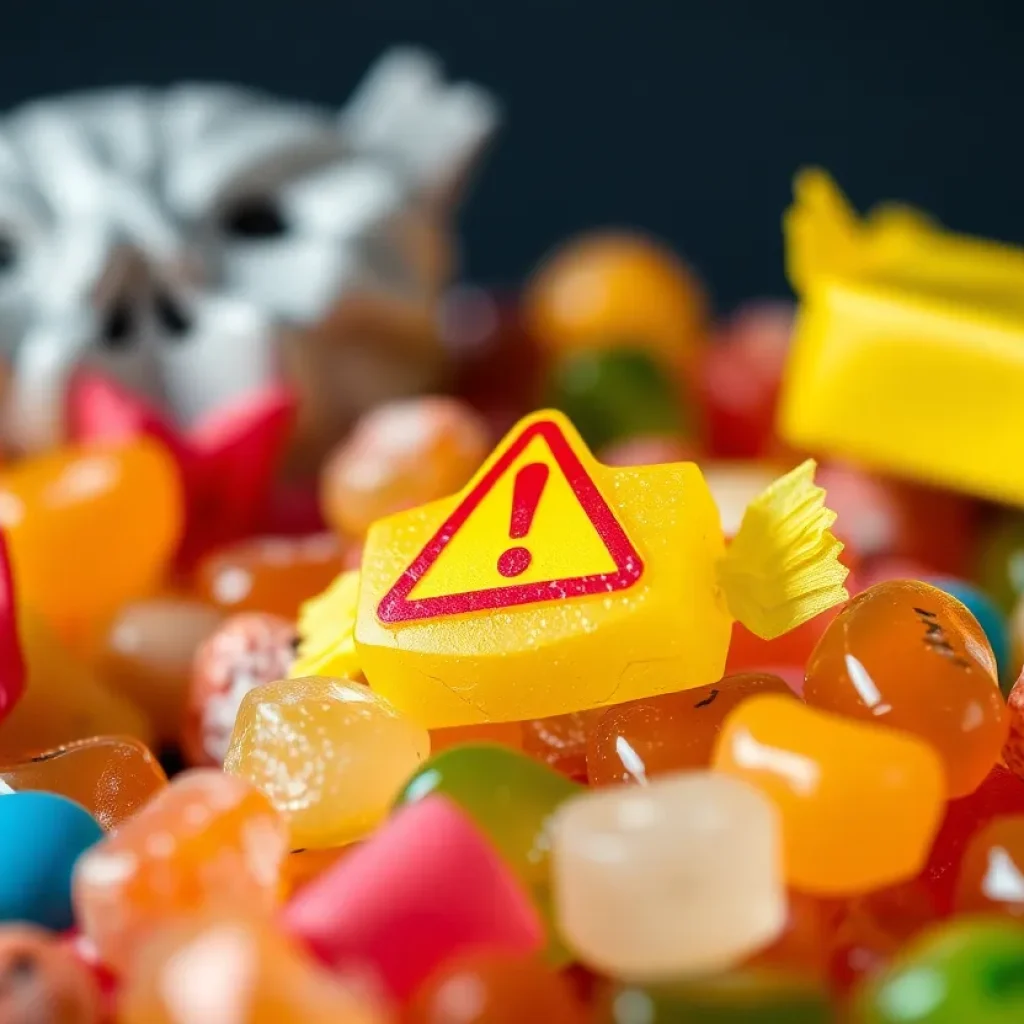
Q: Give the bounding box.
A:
[282,795,544,999]
[0,532,24,722]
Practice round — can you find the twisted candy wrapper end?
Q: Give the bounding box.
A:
[717,459,849,641]
[291,569,363,680]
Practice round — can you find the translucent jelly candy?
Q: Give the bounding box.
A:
[714,694,945,894]
[320,396,490,539]
[551,772,785,978]
[923,764,1024,910]
[120,914,388,1024]
[0,925,102,1024]
[598,970,832,1024]
[854,918,1024,1023]
[284,796,543,1001]
[926,576,1010,686]
[1001,671,1024,780]
[522,711,605,783]
[224,676,429,849]
[395,745,580,919]
[0,612,152,760]
[0,736,166,830]
[73,769,288,972]
[545,348,688,452]
[0,793,102,930]
[827,879,941,993]
[803,579,1005,798]
[430,722,524,753]
[100,598,224,742]
[406,951,587,1024]
[587,672,793,786]
[954,815,1024,917]
[195,533,343,619]
[524,231,706,381]
[183,613,297,768]
[0,439,183,629]
[748,888,839,981]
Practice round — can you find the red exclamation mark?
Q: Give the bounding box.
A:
[497,462,549,578]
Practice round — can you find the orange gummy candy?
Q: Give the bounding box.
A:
[120,914,388,1024]
[195,533,343,619]
[804,580,1006,798]
[587,673,793,786]
[713,695,946,894]
[73,769,288,973]
[0,735,165,830]
[0,439,183,629]
[953,814,1024,917]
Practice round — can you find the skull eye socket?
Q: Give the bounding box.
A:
[0,232,17,273]
[100,301,135,350]
[220,196,288,239]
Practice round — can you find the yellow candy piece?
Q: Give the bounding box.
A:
[780,169,1024,505]
[224,676,429,849]
[290,571,361,680]
[339,410,846,728]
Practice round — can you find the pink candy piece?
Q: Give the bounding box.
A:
[0,532,24,722]
[283,795,543,1000]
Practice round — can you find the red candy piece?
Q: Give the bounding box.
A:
[283,796,544,1000]
[1003,670,1024,780]
[921,764,1024,910]
[68,372,295,567]
[0,532,24,723]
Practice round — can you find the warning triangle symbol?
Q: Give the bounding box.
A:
[377,417,644,624]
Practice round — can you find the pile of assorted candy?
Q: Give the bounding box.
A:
[2,229,1024,1024]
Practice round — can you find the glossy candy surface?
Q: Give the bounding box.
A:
[804,580,1005,797]
[953,816,1024,917]
[183,613,297,768]
[321,396,490,539]
[72,769,288,972]
[100,598,223,742]
[284,796,543,1000]
[195,533,343,619]
[522,711,604,782]
[406,951,587,1024]
[0,793,103,931]
[0,439,183,628]
[714,695,946,893]
[926,577,1010,686]
[1001,671,1024,781]
[120,914,387,1024]
[587,672,793,786]
[0,736,166,830]
[224,676,429,848]
[855,918,1024,1023]
[552,772,785,978]
[546,348,687,452]
[0,925,102,1024]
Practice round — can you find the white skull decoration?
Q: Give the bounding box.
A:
[0,48,499,465]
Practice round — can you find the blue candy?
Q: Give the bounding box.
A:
[928,577,1011,688]
[0,791,103,929]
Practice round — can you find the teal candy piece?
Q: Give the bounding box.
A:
[0,791,102,930]
[928,577,1011,688]
[545,347,687,451]
[604,970,834,1023]
[855,918,1024,1023]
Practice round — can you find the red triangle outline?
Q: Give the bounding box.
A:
[377,418,645,624]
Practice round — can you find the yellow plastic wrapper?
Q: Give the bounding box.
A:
[299,410,848,728]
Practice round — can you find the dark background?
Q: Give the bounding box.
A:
[3,0,1020,312]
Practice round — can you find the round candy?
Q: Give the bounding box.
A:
[524,231,706,381]
[953,815,1024,917]
[927,577,1010,688]
[587,672,793,786]
[854,918,1024,1023]
[320,396,490,539]
[0,792,102,930]
[183,612,297,767]
[224,676,429,848]
[545,348,688,452]
[522,711,605,783]
[195,533,343,619]
[0,439,183,627]
[0,924,102,1024]
[804,580,1005,798]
